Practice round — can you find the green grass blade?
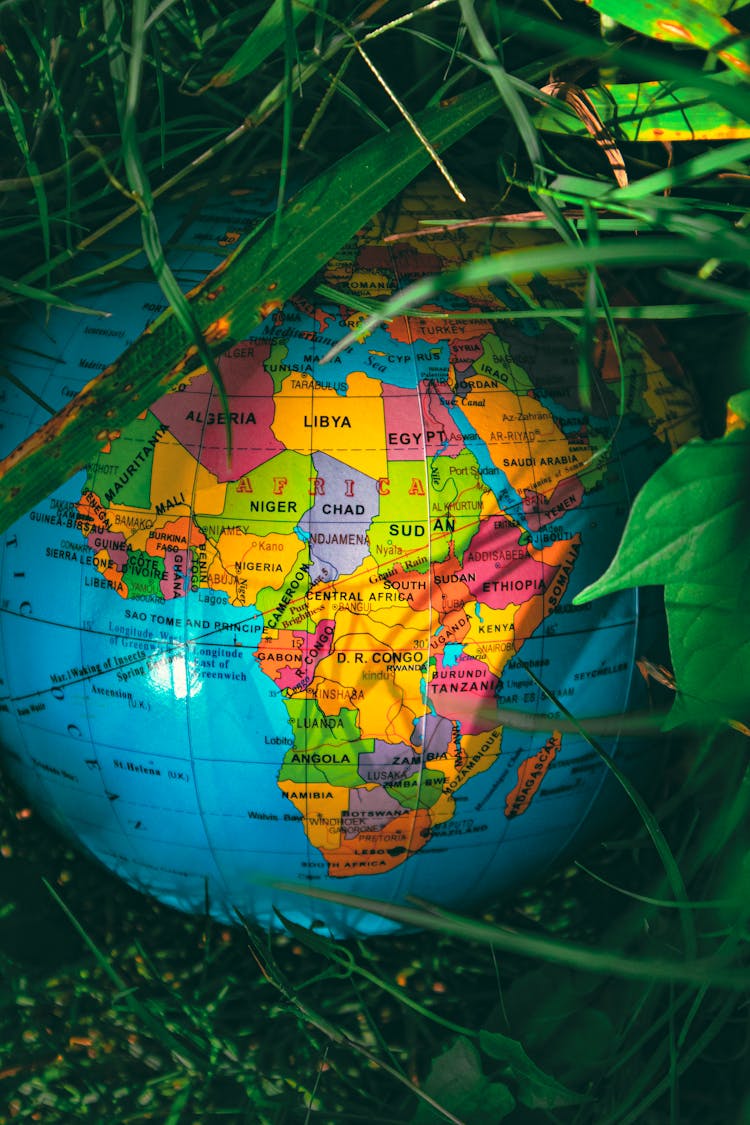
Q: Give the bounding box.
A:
[459,0,543,171]
[0,361,55,414]
[0,273,112,315]
[107,0,236,460]
[517,661,698,959]
[0,77,51,281]
[22,20,74,249]
[0,81,501,532]
[662,267,750,311]
[272,0,297,248]
[272,885,749,989]
[612,136,750,200]
[206,0,317,88]
[320,231,750,363]
[314,282,726,321]
[42,879,203,1067]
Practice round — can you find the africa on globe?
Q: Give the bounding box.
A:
[0,177,699,937]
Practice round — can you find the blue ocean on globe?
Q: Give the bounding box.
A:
[0,178,700,937]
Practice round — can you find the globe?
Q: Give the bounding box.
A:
[0,177,699,937]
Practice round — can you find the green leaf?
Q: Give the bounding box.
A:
[574,433,750,593]
[478,1029,583,1110]
[208,0,316,87]
[574,419,750,724]
[535,76,750,141]
[501,967,618,1087]
[0,81,500,535]
[585,0,750,80]
[413,1036,516,1124]
[664,581,750,725]
[507,8,750,124]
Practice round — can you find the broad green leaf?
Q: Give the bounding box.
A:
[207,0,316,87]
[536,77,750,141]
[0,81,500,535]
[573,430,750,594]
[478,1029,583,1109]
[664,581,750,725]
[585,0,750,80]
[413,1036,516,1124]
[574,399,750,724]
[508,8,750,124]
[501,966,617,1087]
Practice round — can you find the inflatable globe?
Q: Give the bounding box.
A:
[0,178,699,937]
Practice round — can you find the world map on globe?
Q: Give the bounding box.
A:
[0,178,700,936]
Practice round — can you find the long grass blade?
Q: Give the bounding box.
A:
[206,0,317,88]
[271,885,748,989]
[320,230,750,363]
[0,78,51,281]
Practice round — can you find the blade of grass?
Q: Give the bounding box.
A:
[276,911,479,1038]
[43,878,203,1068]
[517,659,698,960]
[314,281,736,320]
[240,918,467,1125]
[0,362,55,414]
[13,4,395,296]
[272,0,297,248]
[320,230,750,363]
[0,77,51,283]
[270,885,749,989]
[662,266,750,310]
[575,863,741,911]
[612,136,750,200]
[602,992,739,1125]
[22,21,74,251]
[205,0,317,88]
[0,273,113,315]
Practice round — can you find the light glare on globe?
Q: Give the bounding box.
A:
[0,178,700,937]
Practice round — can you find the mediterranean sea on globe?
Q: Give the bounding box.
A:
[0,177,700,937]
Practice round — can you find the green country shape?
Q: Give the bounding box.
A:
[279,698,366,786]
[386,766,446,810]
[473,332,534,394]
[122,549,166,599]
[429,448,489,561]
[222,448,312,529]
[368,459,464,571]
[263,341,294,394]
[88,410,167,511]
